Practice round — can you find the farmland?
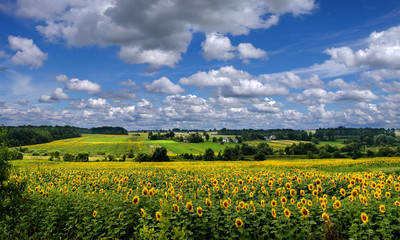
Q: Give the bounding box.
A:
[3,157,400,239]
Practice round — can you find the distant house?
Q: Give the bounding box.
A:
[222,137,230,143]
[233,138,239,143]
[264,136,270,141]
[270,135,276,140]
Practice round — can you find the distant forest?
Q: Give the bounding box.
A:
[5,126,128,147]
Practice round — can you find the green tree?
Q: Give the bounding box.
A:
[0,128,11,189]
[152,147,170,162]
[203,148,215,161]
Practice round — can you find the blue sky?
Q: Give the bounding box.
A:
[1,0,400,130]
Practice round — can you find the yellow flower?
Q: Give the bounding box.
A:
[235,218,244,228]
[205,198,212,208]
[239,201,245,208]
[379,205,386,213]
[93,210,97,218]
[284,208,290,218]
[333,200,341,209]
[142,187,148,196]
[271,208,277,218]
[140,208,145,217]
[281,196,287,204]
[223,200,230,209]
[395,201,400,206]
[340,188,346,196]
[196,207,203,217]
[301,206,309,218]
[156,212,161,221]
[361,213,368,224]
[186,202,193,212]
[308,184,314,191]
[271,199,277,207]
[173,204,180,213]
[132,196,140,205]
[322,212,329,222]
[261,200,265,207]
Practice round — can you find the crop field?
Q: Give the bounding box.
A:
[22,134,154,155]
[143,140,236,154]
[3,157,400,239]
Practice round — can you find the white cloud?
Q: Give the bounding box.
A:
[361,69,400,82]
[237,43,267,59]
[202,32,235,61]
[162,94,213,120]
[55,74,69,82]
[201,33,267,61]
[224,79,289,97]
[325,25,400,69]
[69,98,110,109]
[119,46,182,70]
[292,60,364,79]
[250,98,282,113]
[179,66,250,87]
[287,88,379,105]
[144,77,185,95]
[8,35,48,69]
[39,88,69,103]
[261,72,324,89]
[65,78,101,94]
[16,0,315,68]
[0,50,9,58]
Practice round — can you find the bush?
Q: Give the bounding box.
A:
[32,151,40,156]
[107,154,116,161]
[63,153,75,162]
[75,153,89,162]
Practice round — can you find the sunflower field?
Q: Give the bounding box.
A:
[2,158,400,239]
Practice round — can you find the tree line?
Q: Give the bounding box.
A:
[5,125,129,147]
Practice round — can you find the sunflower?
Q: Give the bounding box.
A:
[301,206,309,218]
[308,184,314,191]
[307,200,312,206]
[271,199,277,207]
[322,212,330,222]
[284,208,290,218]
[301,198,307,205]
[173,204,180,213]
[236,205,240,212]
[290,198,295,204]
[223,200,230,209]
[333,200,341,209]
[281,196,287,204]
[300,190,305,196]
[186,202,194,212]
[290,189,297,197]
[149,189,154,197]
[235,218,244,228]
[196,207,203,217]
[297,202,301,209]
[321,203,326,211]
[385,192,391,198]
[317,185,322,192]
[205,198,212,208]
[93,210,97,218]
[140,208,146,217]
[142,187,148,196]
[395,201,400,206]
[271,208,277,218]
[238,179,243,185]
[312,190,318,196]
[351,189,358,197]
[156,212,161,221]
[315,179,321,185]
[132,196,140,205]
[249,192,253,198]
[39,190,44,196]
[99,189,104,194]
[239,201,245,208]
[340,188,346,196]
[261,200,265,207]
[379,205,386,213]
[361,213,368,224]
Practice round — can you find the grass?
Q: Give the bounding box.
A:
[143,140,237,154]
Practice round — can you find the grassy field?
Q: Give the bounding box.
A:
[20,133,345,156]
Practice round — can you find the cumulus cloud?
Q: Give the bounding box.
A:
[201,33,267,61]
[8,35,48,69]
[16,0,315,68]
[325,25,400,69]
[179,66,250,87]
[0,50,9,58]
[202,33,235,61]
[65,78,101,94]
[250,98,282,113]
[55,74,69,82]
[223,79,289,97]
[287,88,378,105]
[39,88,69,103]
[237,43,267,59]
[361,69,400,82]
[162,94,213,120]
[261,72,324,89]
[144,77,185,95]
[69,98,110,109]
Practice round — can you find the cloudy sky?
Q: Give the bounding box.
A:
[1,0,400,130]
